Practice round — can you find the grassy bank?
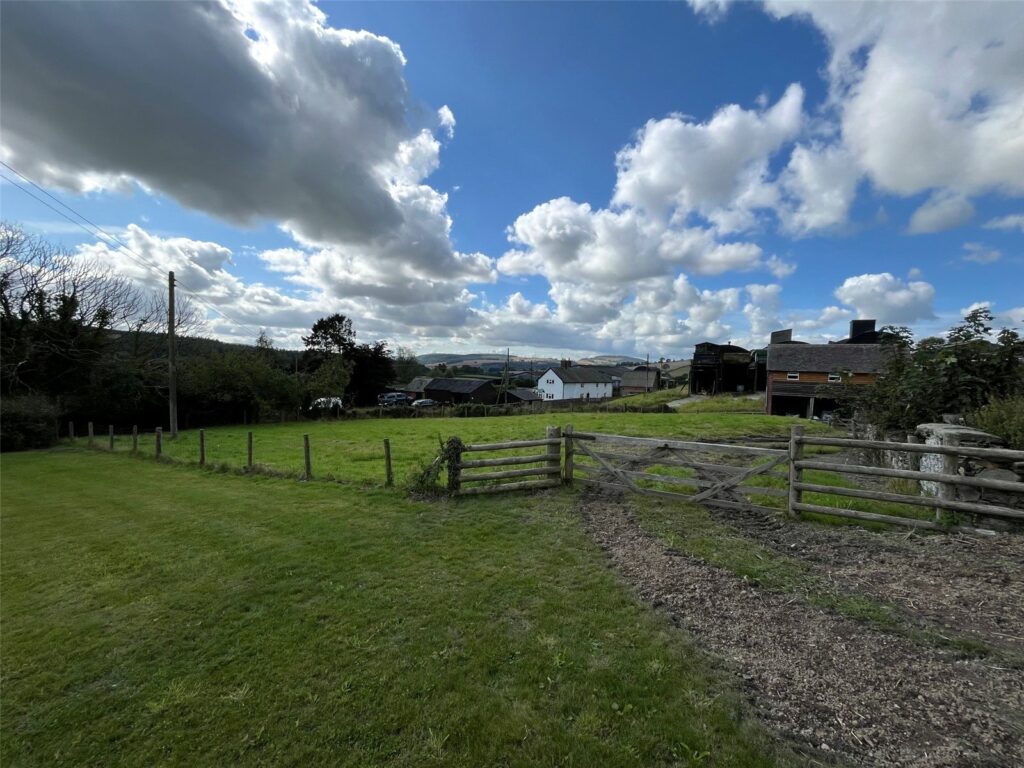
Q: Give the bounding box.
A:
[1,450,811,766]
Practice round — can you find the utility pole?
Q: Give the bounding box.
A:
[168,271,178,438]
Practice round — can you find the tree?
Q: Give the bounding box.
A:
[303,314,355,356]
[393,346,428,382]
[843,309,1024,432]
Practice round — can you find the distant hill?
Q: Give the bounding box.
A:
[415,352,644,370]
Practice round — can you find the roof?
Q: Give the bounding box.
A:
[424,378,496,394]
[545,366,614,384]
[767,343,885,373]
[403,376,434,392]
[620,370,660,388]
[578,365,631,378]
[507,387,542,402]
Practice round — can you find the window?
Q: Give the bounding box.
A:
[546,378,554,384]
[546,393,554,400]
[828,373,841,383]
[787,372,800,381]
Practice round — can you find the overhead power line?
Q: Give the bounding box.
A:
[0,160,266,340]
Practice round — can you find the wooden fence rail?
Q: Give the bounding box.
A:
[449,427,563,496]
[791,430,1024,532]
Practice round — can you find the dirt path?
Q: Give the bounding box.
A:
[695,471,1024,658]
[578,488,1024,767]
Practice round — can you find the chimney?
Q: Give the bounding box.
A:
[769,329,793,344]
[849,319,876,339]
[560,358,573,369]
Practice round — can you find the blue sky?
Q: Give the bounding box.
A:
[2,1,1021,357]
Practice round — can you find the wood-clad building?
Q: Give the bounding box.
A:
[423,378,499,404]
[766,321,883,418]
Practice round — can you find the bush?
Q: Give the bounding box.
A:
[970,395,1024,450]
[1,395,59,452]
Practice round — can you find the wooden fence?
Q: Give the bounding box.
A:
[567,428,790,515]
[446,427,563,496]
[789,427,1024,533]
[66,422,397,487]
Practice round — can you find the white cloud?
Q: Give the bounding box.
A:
[438,105,456,139]
[907,191,974,234]
[834,272,936,324]
[776,144,861,235]
[1,0,486,311]
[984,213,1024,232]
[765,255,797,278]
[613,84,804,227]
[764,1,1024,200]
[961,242,1001,264]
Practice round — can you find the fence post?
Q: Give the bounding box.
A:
[563,424,574,485]
[247,431,254,470]
[68,421,75,440]
[108,424,114,451]
[132,425,138,453]
[88,421,94,447]
[546,425,561,481]
[788,424,804,517]
[938,434,960,525]
[155,427,162,458]
[383,438,394,487]
[446,437,463,494]
[303,434,312,480]
[199,429,206,467]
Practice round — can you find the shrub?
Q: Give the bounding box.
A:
[1,395,59,452]
[970,395,1024,450]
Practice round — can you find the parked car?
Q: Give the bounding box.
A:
[411,398,438,409]
[378,392,412,407]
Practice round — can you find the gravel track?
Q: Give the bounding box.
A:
[578,488,1024,767]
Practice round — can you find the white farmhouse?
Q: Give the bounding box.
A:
[536,367,614,401]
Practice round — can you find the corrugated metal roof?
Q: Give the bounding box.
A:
[545,366,614,383]
[507,387,542,402]
[767,344,885,373]
[403,376,434,392]
[424,378,495,393]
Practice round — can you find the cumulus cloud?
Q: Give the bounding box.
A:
[907,191,975,234]
[776,144,861,235]
[834,272,936,324]
[613,84,804,228]
[763,1,1024,201]
[984,214,1024,232]
[1,0,489,311]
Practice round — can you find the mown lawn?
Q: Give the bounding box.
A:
[1,449,813,767]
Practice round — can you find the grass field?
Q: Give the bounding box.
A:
[1,448,816,767]
[101,410,815,487]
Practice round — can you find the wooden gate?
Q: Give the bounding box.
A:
[566,427,790,515]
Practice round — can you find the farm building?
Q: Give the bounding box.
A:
[504,387,543,404]
[423,378,499,405]
[766,321,883,418]
[401,376,434,399]
[661,360,691,388]
[536,367,614,401]
[690,342,753,395]
[620,368,661,395]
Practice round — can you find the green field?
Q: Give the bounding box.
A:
[104,410,809,486]
[1,446,816,767]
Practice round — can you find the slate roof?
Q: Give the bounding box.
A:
[546,366,614,384]
[767,343,885,373]
[424,378,495,394]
